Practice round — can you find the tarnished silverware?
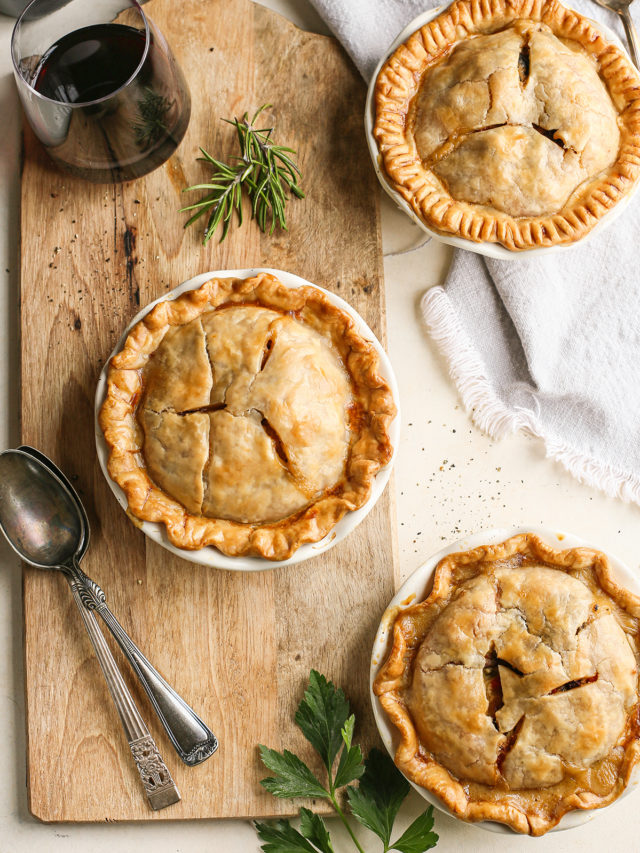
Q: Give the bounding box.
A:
[0,446,181,809]
[0,448,211,808]
[12,446,218,766]
[0,446,180,809]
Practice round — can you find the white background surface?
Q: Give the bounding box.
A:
[1,1,640,851]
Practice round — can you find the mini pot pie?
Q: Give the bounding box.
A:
[374,0,640,250]
[374,534,640,835]
[99,273,396,561]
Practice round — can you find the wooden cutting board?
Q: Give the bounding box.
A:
[20,0,397,821]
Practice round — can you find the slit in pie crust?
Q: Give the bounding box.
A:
[373,0,640,250]
[99,273,396,561]
[373,534,640,835]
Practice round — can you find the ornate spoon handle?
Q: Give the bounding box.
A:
[71,559,218,766]
[66,576,180,810]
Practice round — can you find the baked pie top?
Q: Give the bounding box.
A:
[374,534,640,835]
[99,273,396,561]
[374,0,640,250]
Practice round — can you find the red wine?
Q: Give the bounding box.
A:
[34,24,146,104]
[30,23,190,182]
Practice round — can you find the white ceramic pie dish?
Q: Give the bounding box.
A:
[370,525,640,834]
[364,6,640,260]
[95,268,400,572]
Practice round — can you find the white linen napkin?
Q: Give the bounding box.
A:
[311,0,640,504]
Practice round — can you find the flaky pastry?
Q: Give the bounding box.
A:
[99,273,396,561]
[374,0,640,250]
[374,534,640,834]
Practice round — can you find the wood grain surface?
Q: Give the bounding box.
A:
[20,0,398,821]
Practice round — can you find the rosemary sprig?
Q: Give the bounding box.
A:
[134,87,174,150]
[181,150,250,242]
[181,105,304,244]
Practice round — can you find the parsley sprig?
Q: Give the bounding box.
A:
[255,670,439,853]
[181,104,304,244]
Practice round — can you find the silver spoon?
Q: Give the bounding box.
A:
[14,446,218,767]
[0,447,180,810]
[592,0,639,67]
[0,449,216,801]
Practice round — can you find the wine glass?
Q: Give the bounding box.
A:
[11,0,191,182]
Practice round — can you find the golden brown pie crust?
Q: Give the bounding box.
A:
[374,0,640,250]
[373,534,640,835]
[99,273,396,561]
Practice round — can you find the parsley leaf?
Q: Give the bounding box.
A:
[341,715,355,750]
[332,713,365,789]
[259,745,328,800]
[254,818,319,853]
[333,743,364,789]
[390,807,439,853]
[299,808,335,853]
[347,748,410,847]
[257,671,439,853]
[294,670,350,771]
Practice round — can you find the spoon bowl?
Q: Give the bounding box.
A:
[0,449,82,569]
[17,445,90,560]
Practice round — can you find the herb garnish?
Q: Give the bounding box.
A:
[181,104,304,244]
[255,670,439,853]
[134,87,174,150]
